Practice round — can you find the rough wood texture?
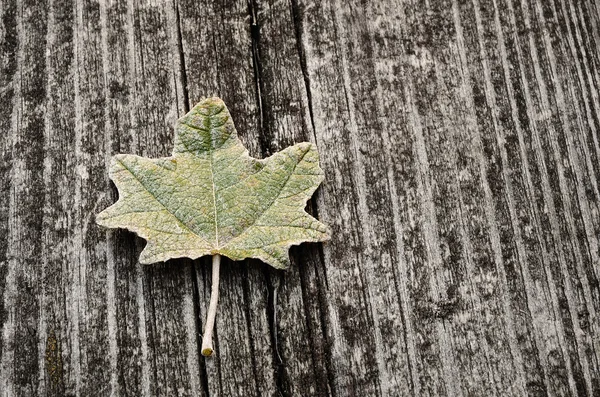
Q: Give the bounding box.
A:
[1,0,600,395]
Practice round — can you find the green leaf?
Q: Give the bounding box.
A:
[97,97,330,269]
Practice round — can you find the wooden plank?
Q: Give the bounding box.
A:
[293,0,600,395]
[1,0,48,395]
[452,0,552,394]
[99,0,144,394]
[454,0,584,394]
[502,0,600,393]
[244,0,334,395]
[0,0,17,389]
[294,1,419,395]
[176,1,277,395]
[0,0,205,395]
[97,0,202,394]
[2,0,600,395]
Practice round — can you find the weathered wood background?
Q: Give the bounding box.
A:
[1,0,600,395]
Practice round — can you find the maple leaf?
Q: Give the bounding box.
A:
[97,97,330,356]
[97,97,329,269]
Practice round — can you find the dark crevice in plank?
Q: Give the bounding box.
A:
[289,1,336,393]
[264,271,286,397]
[173,0,189,112]
[240,263,263,396]
[289,219,335,394]
[212,296,224,396]
[307,195,329,291]
[291,244,335,397]
[308,195,330,291]
[144,263,160,395]
[290,0,316,136]
[248,1,336,394]
[191,261,210,397]
[246,2,287,394]
[311,255,336,397]
[248,0,269,154]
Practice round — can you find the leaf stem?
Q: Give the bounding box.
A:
[201,254,221,356]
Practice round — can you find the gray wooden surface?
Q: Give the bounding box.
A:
[1,0,600,395]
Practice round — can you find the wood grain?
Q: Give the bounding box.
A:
[1,0,600,395]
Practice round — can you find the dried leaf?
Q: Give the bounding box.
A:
[97,97,329,269]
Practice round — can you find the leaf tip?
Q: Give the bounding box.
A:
[204,96,225,105]
[110,153,127,166]
[138,250,157,265]
[95,211,108,227]
[196,96,226,115]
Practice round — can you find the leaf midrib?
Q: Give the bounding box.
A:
[208,145,220,249]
